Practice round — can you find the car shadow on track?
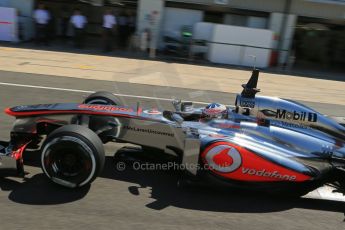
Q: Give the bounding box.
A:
[0,175,90,205]
[101,148,345,216]
[0,150,90,205]
[100,148,345,216]
[1,148,344,218]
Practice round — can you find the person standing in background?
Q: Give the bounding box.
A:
[118,11,128,49]
[70,9,87,48]
[33,3,50,45]
[127,12,137,51]
[102,9,117,52]
[60,6,71,41]
[46,7,56,42]
[128,12,136,37]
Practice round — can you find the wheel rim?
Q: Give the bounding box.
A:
[42,136,96,187]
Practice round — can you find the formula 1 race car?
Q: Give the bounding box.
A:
[1,69,345,196]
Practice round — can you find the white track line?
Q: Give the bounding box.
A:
[0,82,210,105]
[0,82,93,93]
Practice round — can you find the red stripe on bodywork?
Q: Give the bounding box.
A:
[0,21,13,24]
[4,107,160,123]
[5,108,136,118]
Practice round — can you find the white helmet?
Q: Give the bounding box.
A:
[202,103,227,119]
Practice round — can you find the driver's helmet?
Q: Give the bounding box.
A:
[202,103,227,119]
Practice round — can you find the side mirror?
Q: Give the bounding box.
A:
[163,111,184,125]
[172,99,182,111]
[171,113,184,125]
[181,102,193,112]
[172,99,193,113]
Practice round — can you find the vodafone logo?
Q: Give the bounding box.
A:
[202,142,242,173]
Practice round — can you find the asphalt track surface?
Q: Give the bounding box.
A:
[0,70,344,229]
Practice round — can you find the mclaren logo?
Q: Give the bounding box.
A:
[204,144,242,173]
[276,109,317,122]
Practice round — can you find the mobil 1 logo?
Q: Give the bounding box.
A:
[276,109,318,123]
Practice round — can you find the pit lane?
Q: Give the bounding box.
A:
[0,70,344,230]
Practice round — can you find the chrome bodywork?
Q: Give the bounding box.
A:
[235,95,345,139]
[1,69,344,192]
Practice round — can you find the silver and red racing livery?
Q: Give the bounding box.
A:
[1,69,344,196]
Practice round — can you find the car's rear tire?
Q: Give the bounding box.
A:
[72,91,123,143]
[41,125,105,188]
[83,91,122,106]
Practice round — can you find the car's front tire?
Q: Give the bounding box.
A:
[41,125,105,188]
